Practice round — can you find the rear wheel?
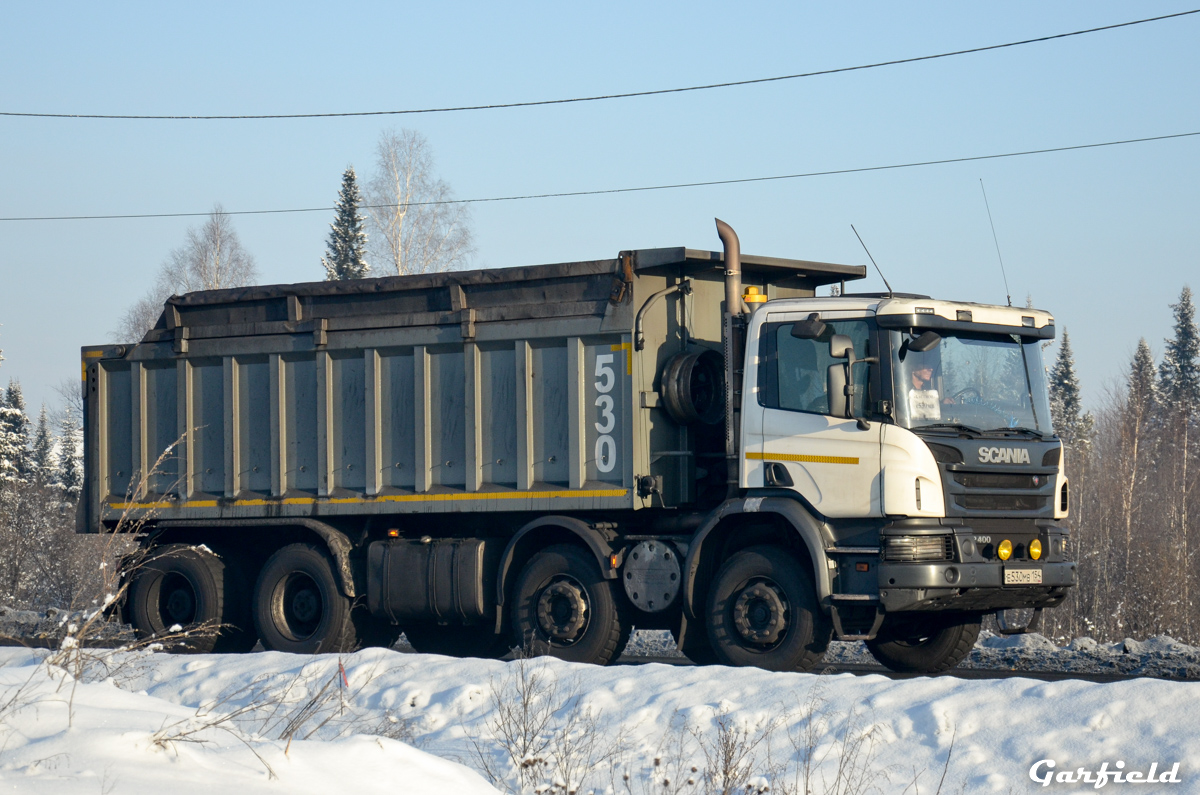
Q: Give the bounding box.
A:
[865,612,982,673]
[705,546,831,671]
[128,543,254,653]
[253,543,358,654]
[511,544,628,665]
[403,624,512,659]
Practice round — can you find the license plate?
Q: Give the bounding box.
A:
[1004,568,1042,585]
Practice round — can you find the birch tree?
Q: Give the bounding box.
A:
[115,206,259,342]
[364,129,474,275]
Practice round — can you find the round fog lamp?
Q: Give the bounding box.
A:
[1030,539,1043,560]
[998,539,1013,561]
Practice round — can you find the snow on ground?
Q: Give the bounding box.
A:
[3,638,1200,794]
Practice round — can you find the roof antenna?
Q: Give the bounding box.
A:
[979,179,1012,307]
[850,224,893,297]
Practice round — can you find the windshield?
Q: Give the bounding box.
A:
[890,330,1054,434]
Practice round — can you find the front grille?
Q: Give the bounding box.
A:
[955,495,1047,511]
[883,535,954,562]
[953,472,1046,489]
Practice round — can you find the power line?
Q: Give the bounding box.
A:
[3,9,1196,121]
[3,130,1196,223]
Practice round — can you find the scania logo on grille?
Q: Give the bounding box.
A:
[977,446,1031,464]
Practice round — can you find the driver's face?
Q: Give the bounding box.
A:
[912,366,934,389]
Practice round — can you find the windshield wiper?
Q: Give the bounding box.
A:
[915,423,983,438]
[987,426,1045,438]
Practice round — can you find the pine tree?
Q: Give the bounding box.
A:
[56,406,82,495]
[1159,285,1200,415]
[321,167,370,281]
[1049,329,1094,446]
[30,405,55,484]
[1129,339,1158,416]
[1,379,31,481]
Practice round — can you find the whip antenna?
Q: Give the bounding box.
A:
[850,224,893,296]
[979,179,1012,306]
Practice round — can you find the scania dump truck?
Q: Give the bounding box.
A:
[80,220,1075,673]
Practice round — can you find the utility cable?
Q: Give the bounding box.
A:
[1,9,1195,121]
[1,130,1197,222]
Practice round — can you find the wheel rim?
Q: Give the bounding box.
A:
[534,575,590,644]
[731,578,790,647]
[273,572,324,641]
[158,572,198,627]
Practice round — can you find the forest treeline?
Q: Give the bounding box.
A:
[1043,286,1199,644]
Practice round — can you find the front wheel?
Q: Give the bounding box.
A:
[253,543,359,654]
[865,612,982,673]
[510,544,628,665]
[705,546,831,671]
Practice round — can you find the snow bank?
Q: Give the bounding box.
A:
[4,643,1199,793]
[0,651,498,794]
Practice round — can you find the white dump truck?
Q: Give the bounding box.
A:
[81,220,1074,672]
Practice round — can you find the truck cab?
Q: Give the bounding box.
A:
[727,292,1075,666]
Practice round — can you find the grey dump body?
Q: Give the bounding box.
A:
[81,247,859,529]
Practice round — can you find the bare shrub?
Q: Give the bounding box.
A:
[692,705,781,795]
[467,648,616,795]
[611,712,700,795]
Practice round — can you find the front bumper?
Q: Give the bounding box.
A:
[877,561,1077,612]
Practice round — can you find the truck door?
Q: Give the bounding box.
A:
[744,314,882,517]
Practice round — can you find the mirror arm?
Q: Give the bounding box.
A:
[845,357,876,430]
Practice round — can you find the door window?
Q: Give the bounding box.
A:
[758,319,873,417]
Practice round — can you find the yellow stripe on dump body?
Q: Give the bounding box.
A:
[746,451,859,466]
[108,488,629,511]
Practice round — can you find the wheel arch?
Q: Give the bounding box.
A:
[682,497,833,622]
[151,518,357,598]
[496,516,617,610]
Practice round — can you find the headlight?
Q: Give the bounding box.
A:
[883,535,954,562]
[998,539,1013,561]
[1030,539,1043,560]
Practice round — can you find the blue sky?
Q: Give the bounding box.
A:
[1,2,1197,413]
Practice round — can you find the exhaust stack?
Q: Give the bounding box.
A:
[715,218,746,496]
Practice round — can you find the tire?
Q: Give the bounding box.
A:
[128,543,252,653]
[253,543,358,654]
[403,624,512,659]
[705,546,831,671]
[865,612,982,673]
[510,544,629,665]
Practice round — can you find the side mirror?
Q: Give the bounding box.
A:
[790,313,827,340]
[829,334,854,360]
[828,362,848,418]
[909,330,941,353]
